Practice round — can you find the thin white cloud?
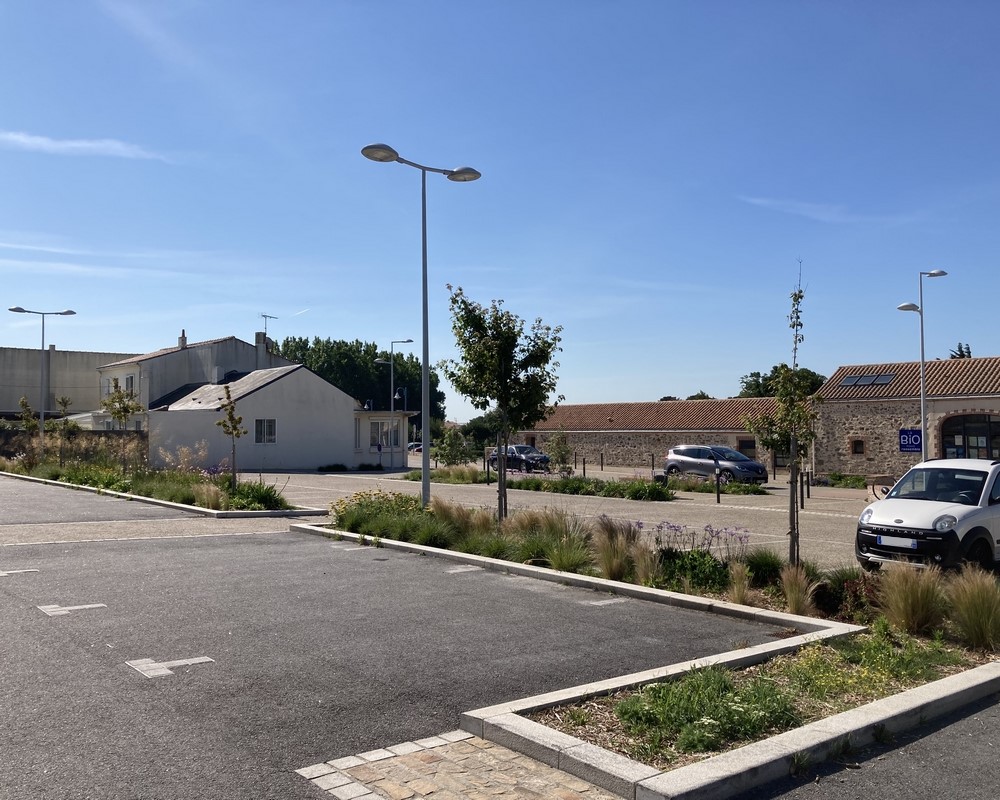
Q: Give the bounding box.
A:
[0,258,188,280]
[0,130,168,162]
[739,195,917,225]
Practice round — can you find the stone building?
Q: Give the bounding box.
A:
[527,356,1000,480]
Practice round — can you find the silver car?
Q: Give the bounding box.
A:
[664,445,768,485]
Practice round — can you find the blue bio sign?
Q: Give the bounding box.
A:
[899,429,922,453]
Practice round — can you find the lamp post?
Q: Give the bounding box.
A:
[898,269,948,462]
[375,338,413,469]
[8,306,77,450]
[362,143,480,506]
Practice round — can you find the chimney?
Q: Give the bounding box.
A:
[255,331,267,368]
[178,329,187,349]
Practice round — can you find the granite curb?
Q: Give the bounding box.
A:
[0,470,328,518]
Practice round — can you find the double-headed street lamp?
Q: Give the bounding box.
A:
[898,269,948,462]
[375,337,413,469]
[362,143,480,507]
[8,306,77,448]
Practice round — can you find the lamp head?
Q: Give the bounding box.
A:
[9,306,26,313]
[361,143,400,163]
[58,310,76,316]
[447,167,481,182]
[375,358,389,365]
[924,269,948,278]
[897,302,921,313]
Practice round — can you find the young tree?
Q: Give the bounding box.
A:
[216,384,247,490]
[101,378,144,470]
[744,282,817,565]
[56,395,74,466]
[545,428,573,476]
[433,426,472,467]
[18,396,38,435]
[439,285,563,519]
[949,342,972,359]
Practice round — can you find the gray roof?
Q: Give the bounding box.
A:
[160,365,303,411]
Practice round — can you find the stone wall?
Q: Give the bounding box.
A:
[526,430,765,471]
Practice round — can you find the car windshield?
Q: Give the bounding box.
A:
[887,467,987,505]
[711,447,750,461]
[513,446,540,455]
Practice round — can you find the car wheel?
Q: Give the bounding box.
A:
[718,470,734,485]
[666,466,680,477]
[963,539,994,571]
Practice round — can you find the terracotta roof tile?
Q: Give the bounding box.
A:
[818,356,1000,401]
[532,397,778,432]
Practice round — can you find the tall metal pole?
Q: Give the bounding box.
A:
[917,275,928,462]
[361,143,480,508]
[420,168,431,506]
[389,342,396,471]
[39,313,47,449]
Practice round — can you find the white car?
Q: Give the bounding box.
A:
[856,458,1000,570]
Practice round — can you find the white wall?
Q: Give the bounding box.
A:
[148,368,359,471]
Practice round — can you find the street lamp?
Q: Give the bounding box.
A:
[375,337,413,469]
[8,306,77,449]
[898,269,948,461]
[362,143,480,506]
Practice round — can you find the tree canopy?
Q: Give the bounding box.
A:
[949,342,973,359]
[276,336,446,422]
[738,365,826,398]
[439,285,563,518]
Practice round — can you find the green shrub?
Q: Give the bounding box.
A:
[546,533,593,573]
[814,565,864,617]
[226,479,290,511]
[947,566,1000,651]
[412,517,460,549]
[593,516,638,581]
[455,533,514,560]
[331,489,423,529]
[780,564,819,616]
[879,564,948,635]
[658,548,729,593]
[616,666,799,753]
[743,548,784,588]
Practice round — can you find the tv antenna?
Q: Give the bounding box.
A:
[260,313,278,336]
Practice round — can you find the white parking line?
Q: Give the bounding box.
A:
[37,603,107,616]
[585,598,629,606]
[0,568,39,577]
[446,565,483,574]
[126,656,214,678]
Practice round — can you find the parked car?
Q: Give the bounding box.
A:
[488,445,551,472]
[407,442,422,452]
[663,445,768,484]
[856,458,1000,570]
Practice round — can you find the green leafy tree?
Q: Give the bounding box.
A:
[433,427,471,466]
[100,378,144,470]
[949,342,972,359]
[545,427,572,475]
[686,390,713,400]
[744,284,817,565]
[276,336,445,421]
[461,410,504,455]
[739,365,826,398]
[18,396,38,435]
[216,385,247,490]
[659,395,679,401]
[56,395,75,466]
[439,285,563,519]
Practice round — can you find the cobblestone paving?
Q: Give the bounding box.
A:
[297,730,618,799]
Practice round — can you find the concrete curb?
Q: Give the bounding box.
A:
[293,522,999,800]
[0,471,327,518]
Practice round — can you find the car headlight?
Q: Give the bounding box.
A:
[934,514,958,532]
[859,508,873,525]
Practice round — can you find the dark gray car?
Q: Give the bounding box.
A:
[664,445,768,484]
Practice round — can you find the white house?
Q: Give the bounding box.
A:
[148,364,364,471]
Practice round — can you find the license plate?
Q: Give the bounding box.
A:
[877,535,918,549]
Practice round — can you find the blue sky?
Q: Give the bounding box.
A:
[3,1,998,422]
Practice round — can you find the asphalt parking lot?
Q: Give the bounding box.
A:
[1,476,785,800]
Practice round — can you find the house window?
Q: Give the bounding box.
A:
[851,439,865,455]
[255,418,276,444]
[125,374,134,394]
[134,420,142,432]
[354,419,361,449]
[370,420,394,447]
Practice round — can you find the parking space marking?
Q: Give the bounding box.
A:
[585,597,629,606]
[37,603,107,616]
[126,656,214,678]
[0,568,39,577]
[446,565,483,574]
